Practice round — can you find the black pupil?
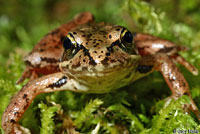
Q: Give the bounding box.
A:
[123,31,133,43]
[63,37,73,50]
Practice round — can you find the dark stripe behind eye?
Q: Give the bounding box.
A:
[69,33,75,38]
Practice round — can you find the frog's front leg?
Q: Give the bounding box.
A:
[2,72,86,134]
[138,54,200,119]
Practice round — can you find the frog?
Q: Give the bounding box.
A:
[2,12,200,134]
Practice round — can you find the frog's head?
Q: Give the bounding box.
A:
[60,23,140,86]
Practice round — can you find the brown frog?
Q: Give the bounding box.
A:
[2,12,200,134]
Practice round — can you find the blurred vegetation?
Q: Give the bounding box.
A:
[0,0,200,133]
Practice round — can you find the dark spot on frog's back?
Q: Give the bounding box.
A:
[51,29,60,35]
[158,47,174,53]
[98,39,103,42]
[136,65,153,74]
[41,57,58,63]
[38,48,45,52]
[48,76,67,89]
[99,30,107,34]
[87,33,92,38]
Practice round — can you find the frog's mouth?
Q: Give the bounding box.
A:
[60,54,141,77]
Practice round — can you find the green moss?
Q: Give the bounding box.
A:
[0,79,16,123]
[0,0,200,133]
[74,99,103,130]
[38,103,60,134]
[151,96,198,133]
[107,104,144,133]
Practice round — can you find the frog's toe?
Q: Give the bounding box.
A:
[163,96,174,108]
[172,53,199,76]
[3,124,30,134]
[13,124,31,134]
[16,68,39,84]
[16,68,31,84]
[16,76,25,84]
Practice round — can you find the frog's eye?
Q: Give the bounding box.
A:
[121,31,133,43]
[61,34,79,60]
[63,37,73,50]
[120,29,136,54]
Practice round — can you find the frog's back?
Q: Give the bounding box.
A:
[16,12,94,84]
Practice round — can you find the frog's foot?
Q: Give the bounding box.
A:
[186,96,200,120]
[164,95,200,120]
[154,53,200,120]
[3,123,30,134]
[163,96,191,116]
[138,53,200,120]
[14,125,31,134]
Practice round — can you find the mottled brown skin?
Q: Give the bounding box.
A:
[16,12,94,84]
[2,12,200,134]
